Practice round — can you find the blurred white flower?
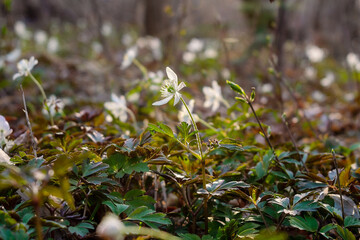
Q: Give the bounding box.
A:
[178,99,198,124]
[149,70,164,91]
[203,80,223,112]
[104,93,128,122]
[320,72,335,87]
[47,37,59,53]
[261,83,273,93]
[312,90,326,102]
[183,51,196,64]
[14,21,31,40]
[42,95,65,117]
[187,38,204,53]
[148,37,162,60]
[304,66,316,79]
[13,56,38,80]
[346,52,360,71]
[127,92,140,103]
[122,33,133,46]
[0,48,22,68]
[91,41,103,54]
[0,115,13,147]
[306,45,325,63]
[34,30,48,45]
[136,36,162,60]
[97,213,125,240]
[203,48,218,59]
[153,67,186,106]
[121,46,137,70]
[221,68,231,79]
[344,92,355,102]
[101,22,113,37]
[0,148,12,165]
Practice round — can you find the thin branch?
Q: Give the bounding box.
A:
[20,85,37,158]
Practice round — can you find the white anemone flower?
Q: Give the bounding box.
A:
[149,70,164,92]
[34,30,48,45]
[305,45,325,63]
[187,38,204,53]
[42,95,65,117]
[14,21,31,40]
[47,37,59,54]
[0,115,12,142]
[97,214,125,240]
[178,99,197,124]
[203,80,223,112]
[121,46,138,70]
[346,53,360,71]
[152,67,186,106]
[104,93,128,122]
[13,56,38,80]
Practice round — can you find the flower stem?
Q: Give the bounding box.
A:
[332,149,345,220]
[133,58,148,80]
[180,97,208,234]
[246,98,280,164]
[29,73,54,126]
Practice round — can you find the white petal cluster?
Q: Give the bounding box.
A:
[306,45,325,63]
[96,214,125,240]
[346,53,360,71]
[121,46,138,70]
[178,99,197,124]
[104,94,128,122]
[153,67,186,106]
[13,56,38,80]
[0,115,13,153]
[203,80,223,112]
[42,95,65,117]
[149,70,164,91]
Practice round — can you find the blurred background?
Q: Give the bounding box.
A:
[1,0,360,142]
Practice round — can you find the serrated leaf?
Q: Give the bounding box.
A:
[319,223,337,239]
[127,206,171,228]
[344,216,360,227]
[288,215,318,232]
[103,201,129,215]
[82,159,109,177]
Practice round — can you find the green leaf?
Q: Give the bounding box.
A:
[288,215,318,232]
[68,222,94,237]
[127,206,171,228]
[148,123,174,138]
[82,159,109,177]
[103,201,129,215]
[227,80,246,96]
[319,224,337,239]
[336,225,356,240]
[344,216,360,228]
[250,88,255,102]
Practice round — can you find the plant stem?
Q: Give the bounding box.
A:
[332,150,345,219]
[20,85,37,158]
[180,97,208,234]
[247,99,280,164]
[133,58,148,80]
[29,73,54,126]
[125,108,139,132]
[282,114,308,172]
[255,203,269,229]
